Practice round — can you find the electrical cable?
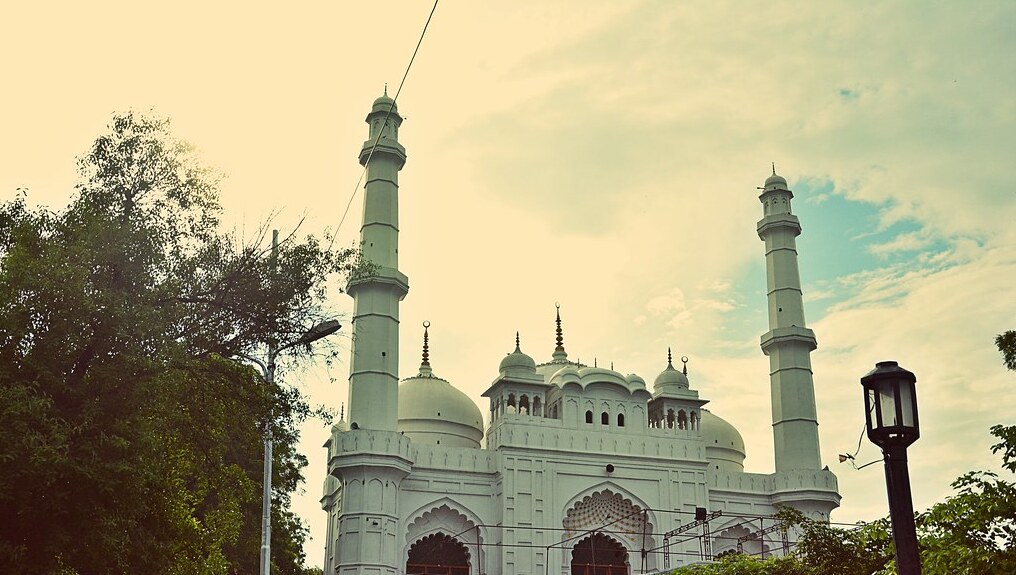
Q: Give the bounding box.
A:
[331,0,440,249]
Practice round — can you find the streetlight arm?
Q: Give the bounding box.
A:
[279,319,342,352]
[237,354,269,379]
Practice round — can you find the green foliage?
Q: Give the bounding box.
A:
[777,507,892,575]
[668,552,812,575]
[0,113,360,574]
[996,330,1016,371]
[916,424,1016,575]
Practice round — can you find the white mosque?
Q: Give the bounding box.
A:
[321,93,840,575]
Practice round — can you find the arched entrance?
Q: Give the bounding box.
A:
[571,533,629,575]
[406,533,470,575]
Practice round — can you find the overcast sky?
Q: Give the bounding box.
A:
[3,1,1015,567]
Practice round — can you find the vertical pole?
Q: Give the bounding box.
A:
[641,509,648,574]
[702,519,712,561]
[884,444,921,575]
[260,229,279,575]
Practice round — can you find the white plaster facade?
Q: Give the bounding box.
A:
[322,95,840,575]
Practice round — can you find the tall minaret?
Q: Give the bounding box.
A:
[757,168,822,471]
[346,90,410,432]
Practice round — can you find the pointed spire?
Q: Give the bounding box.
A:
[667,347,674,369]
[772,162,777,175]
[418,321,433,376]
[553,303,568,361]
[340,403,345,421]
[515,331,521,352]
[384,83,388,97]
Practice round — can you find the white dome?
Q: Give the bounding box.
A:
[764,172,789,191]
[701,409,746,473]
[499,340,537,375]
[626,373,647,392]
[653,364,689,395]
[371,93,397,114]
[398,375,484,449]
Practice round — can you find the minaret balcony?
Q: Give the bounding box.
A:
[359,139,406,167]
[756,213,802,238]
[346,266,410,300]
[760,326,817,353]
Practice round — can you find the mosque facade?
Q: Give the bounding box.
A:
[321,94,840,575]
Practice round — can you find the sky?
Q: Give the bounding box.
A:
[3,0,1015,567]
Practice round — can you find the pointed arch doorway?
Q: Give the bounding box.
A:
[571,533,629,575]
[406,533,470,575]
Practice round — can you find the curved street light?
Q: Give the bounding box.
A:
[242,318,341,575]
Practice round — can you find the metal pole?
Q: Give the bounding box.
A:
[883,444,921,575]
[260,230,279,575]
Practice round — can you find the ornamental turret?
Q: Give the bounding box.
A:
[757,168,822,471]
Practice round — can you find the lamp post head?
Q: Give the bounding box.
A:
[861,360,920,449]
[290,319,342,348]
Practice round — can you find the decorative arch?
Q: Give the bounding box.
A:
[407,533,469,574]
[404,500,485,575]
[711,521,770,558]
[560,485,657,573]
[570,532,629,575]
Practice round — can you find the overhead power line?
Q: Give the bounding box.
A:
[332,0,440,246]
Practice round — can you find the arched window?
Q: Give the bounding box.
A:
[667,409,675,429]
[690,411,699,430]
[678,410,687,430]
[601,412,609,425]
[617,413,625,427]
[533,396,542,417]
[585,410,593,424]
[519,394,530,415]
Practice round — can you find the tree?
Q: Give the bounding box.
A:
[0,113,364,574]
[996,330,1016,371]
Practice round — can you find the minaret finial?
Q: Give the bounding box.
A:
[772,162,776,175]
[515,331,521,352]
[340,403,345,421]
[384,83,388,97]
[667,347,673,368]
[553,302,568,361]
[421,321,431,366]
[682,355,689,376]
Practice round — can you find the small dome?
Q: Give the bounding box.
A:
[701,409,746,473]
[653,364,689,394]
[499,337,537,375]
[398,376,484,449]
[372,93,397,114]
[626,373,647,392]
[764,172,789,192]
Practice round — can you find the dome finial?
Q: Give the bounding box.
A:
[667,347,674,368]
[340,403,345,421]
[682,355,689,376]
[421,321,431,367]
[515,331,521,352]
[772,161,776,175]
[553,302,568,361]
[384,83,388,97]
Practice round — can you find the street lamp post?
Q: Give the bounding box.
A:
[861,360,922,575]
[244,318,341,575]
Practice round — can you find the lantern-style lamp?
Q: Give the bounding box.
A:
[860,360,922,575]
[862,361,919,448]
